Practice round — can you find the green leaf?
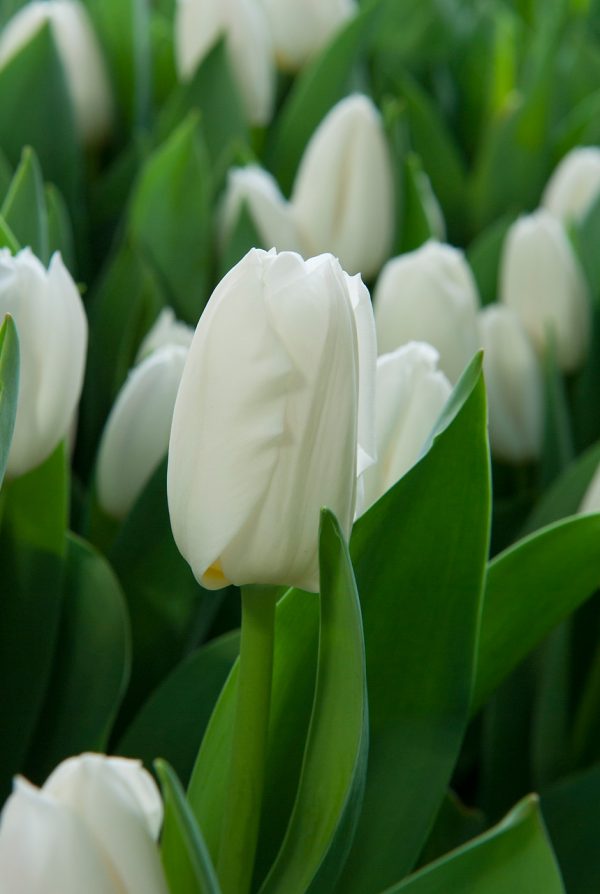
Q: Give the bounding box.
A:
[156,759,221,894]
[467,212,516,305]
[218,202,265,280]
[128,114,212,323]
[258,510,368,894]
[117,631,240,786]
[337,358,491,893]
[540,341,574,487]
[1,146,48,262]
[416,791,486,869]
[45,183,75,271]
[0,314,19,487]
[266,4,381,194]
[0,214,19,252]
[397,153,437,254]
[23,534,130,781]
[385,796,564,893]
[0,147,12,199]
[572,301,600,451]
[472,513,600,713]
[573,189,600,297]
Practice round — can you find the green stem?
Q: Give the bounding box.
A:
[217,585,279,894]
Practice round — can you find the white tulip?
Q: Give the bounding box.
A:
[174,0,274,126]
[0,248,87,478]
[500,210,590,372]
[373,240,481,383]
[580,463,600,514]
[357,343,451,516]
[137,307,194,361]
[97,345,189,519]
[0,754,167,893]
[260,0,357,70]
[291,93,395,278]
[542,146,600,223]
[478,305,543,463]
[0,0,113,146]
[168,248,376,592]
[219,165,303,254]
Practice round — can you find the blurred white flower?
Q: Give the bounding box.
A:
[291,93,395,278]
[542,146,600,223]
[374,240,481,382]
[0,0,113,145]
[260,0,357,70]
[479,305,543,463]
[137,308,194,361]
[580,463,600,514]
[500,210,590,372]
[174,0,274,125]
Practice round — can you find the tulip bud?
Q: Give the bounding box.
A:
[219,165,303,254]
[260,0,357,70]
[500,210,590,372]
[137,308,194,361]
[580,463,600,514]
[0,248,87,478]
[174,0,274,126]
[0,753,168,893]
[291,93,395,278]
[97,344,189,519]
[356,342,451,516]
[542,146,600,223]
[373,240,481,383]
[478,305,543,463]
[168,248,375,592]
[0,0,113,146]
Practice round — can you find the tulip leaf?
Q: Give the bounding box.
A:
[0,314,19,488]
[219,202,265,280]
[572,186,600,297]
[156,759,222,894]
[0,22,81,207]
[467,212,517,305]
[397,152,439,254]
[0,147,12,198]
[0,214,20,253]
[258,510,368,894]
[23,534,130,781]
[1,146,49,263]
[267,3,382,194]
[472,513,600,714]
[128,113,212,324]
[45,183,75,272]
[337,356,491,894]
[540,341,575,487]
[542,764,600,894]
[416,791,486,869]
[117,630,240,786]
[384,796,564,893]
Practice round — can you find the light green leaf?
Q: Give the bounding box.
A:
[45,183,75,271]
[1,146,49,262]
[397,153,437,253]
[0,314,19,488]
[467,212,516,305]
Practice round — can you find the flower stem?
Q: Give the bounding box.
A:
[217,585,279,894]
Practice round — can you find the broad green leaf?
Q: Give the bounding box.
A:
[23,534,130,781]
[337,358,491,893]
[0,214,19,252]
[417,791,486,869]
[467,212,516,305]
[266,4,381,194]
[472,513,600,713]
[1,146,48,262]
[0,23,81,207]
[117,631,240,786]
[128,114,212,323]
[542,764,600,894]
[45,184,75,271]
[386,796,564,893]
[259,510,368,894]
[0,314,19,487]
[156,759,221,894]
[397,153,438,254]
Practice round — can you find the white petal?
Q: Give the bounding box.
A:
[542,146,600,223]
[345,272,377,475]
[137,308,194,361]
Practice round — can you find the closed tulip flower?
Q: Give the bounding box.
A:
[260,0,357,70]
[219,165,303,254]
[542,146,600,223]
[0,753,167,893]
[168,247,376,593]
[0,0,113,146]
[479,305,543,463]
[0,248,87,478]
[291,93,395,278]
[374,240,481,383]
[500,210,590,372]
[137,307,194,360]
[175,0,274,126]
[357,342,451,516]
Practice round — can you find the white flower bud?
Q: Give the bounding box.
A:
[0,0,113,146]
[0,248,87,478]
[500,210,590,372]
[357,342,451,516]
[260,0,357,70]
[580,463,600,514]
[174,0,274,126]
[373,240,481,383]
[0,754,167,893]
[219,165,303,254]
[136,308,194,362]
[542,146,600,223]
[479,305,543,463]
[168,248,376,592]
[291,93,395,278]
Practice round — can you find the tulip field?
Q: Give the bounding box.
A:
[3,0,600,891]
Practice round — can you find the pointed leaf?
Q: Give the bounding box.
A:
[1,146,49,262]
